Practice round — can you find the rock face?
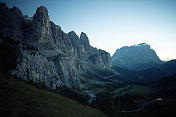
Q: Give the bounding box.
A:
[0,3,111,90]
[112,43,163,71]
[67,31,112,68]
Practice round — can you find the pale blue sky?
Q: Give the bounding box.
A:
[1,0,176,60]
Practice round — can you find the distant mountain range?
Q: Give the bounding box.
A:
[112,43,163,71]
[111,59,176,83]
[112,43,176,83]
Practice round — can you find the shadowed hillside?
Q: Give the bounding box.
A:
[0,73,106,117]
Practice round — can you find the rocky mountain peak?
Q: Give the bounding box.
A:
[36,6,48,16]
[80,32,89,44]
[67,31,80,40]
[32,6,51,43]
[33,6,49,23]
[112,43,163,71]
[0,2,8,11]
[10,6,23,18]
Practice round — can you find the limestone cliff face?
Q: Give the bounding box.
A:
[112,43,163,71]
[25,6,73,53]
[11,49,61,89]
[67,31,112,68]
[32,6,51,43]
[0,3,112,90]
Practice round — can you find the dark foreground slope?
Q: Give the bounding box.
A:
[0,73,106,117]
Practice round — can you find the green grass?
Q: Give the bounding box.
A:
[0,73,106,117]
[113,84,158,97]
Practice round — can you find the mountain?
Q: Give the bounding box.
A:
[0,3,111,93]
[0,72,106,117]
[112,66,166,83]
[111,59,176,83]
[112,43,163,71]
[158,59,176,76]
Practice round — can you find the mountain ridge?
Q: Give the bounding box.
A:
[112,43,163,71]
[0,3,111,92]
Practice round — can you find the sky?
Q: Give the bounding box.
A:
[1,0,176,61]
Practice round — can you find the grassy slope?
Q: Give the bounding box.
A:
[0,73,106,117]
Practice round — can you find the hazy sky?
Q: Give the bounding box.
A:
[1,0,176,61]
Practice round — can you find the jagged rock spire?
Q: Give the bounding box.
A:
[80,32,89,44]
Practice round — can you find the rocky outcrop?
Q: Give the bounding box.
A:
[11,49,61,89]
[112,43,163,71]
[32,6,51,43]
[86,50,112,69]
[0,3,112,90]
[67,31,111,68]
[0,3,24,43]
